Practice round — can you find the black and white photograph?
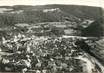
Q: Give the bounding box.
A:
[0,0,104,73]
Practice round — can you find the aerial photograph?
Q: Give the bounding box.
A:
[0,0,104,73]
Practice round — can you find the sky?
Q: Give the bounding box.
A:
[0,0,103,8]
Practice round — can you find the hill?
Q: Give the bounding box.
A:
[0,4,103,26]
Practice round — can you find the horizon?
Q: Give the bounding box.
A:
[0,0,103,8]
[0,4,102,8]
